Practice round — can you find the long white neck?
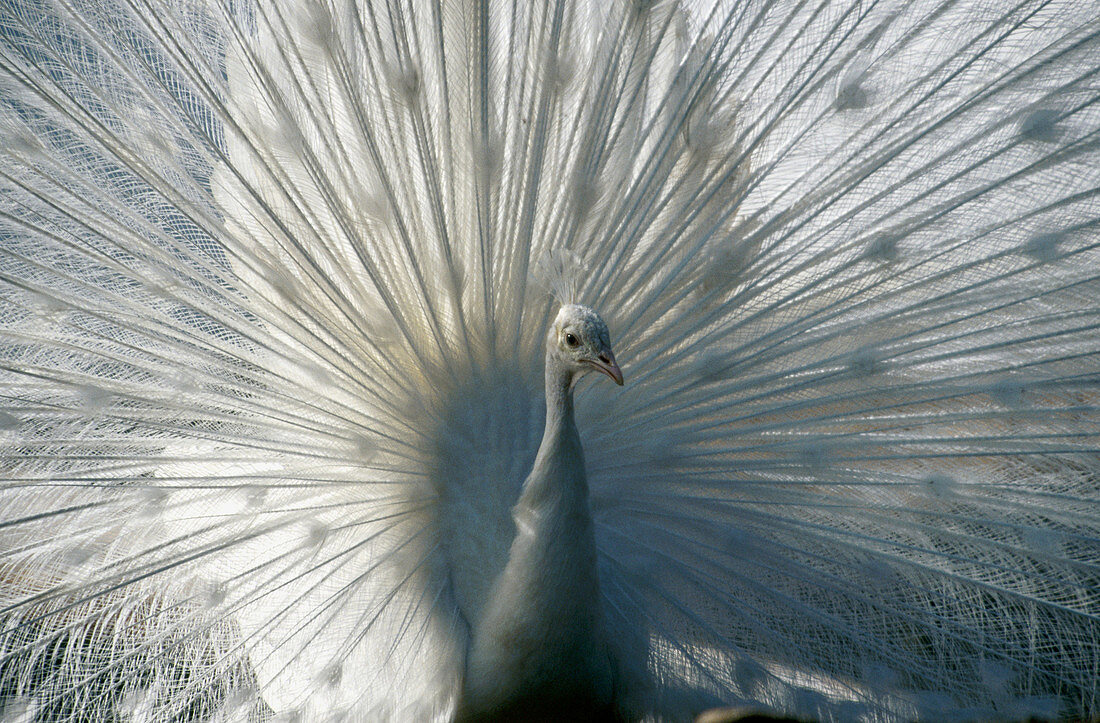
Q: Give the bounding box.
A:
[458,355,614,719]
[543,360,575,436]
[522,358,583,507]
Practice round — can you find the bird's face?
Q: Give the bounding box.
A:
[552,304,623,385]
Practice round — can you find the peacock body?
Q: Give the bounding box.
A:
[1,0,1098,721]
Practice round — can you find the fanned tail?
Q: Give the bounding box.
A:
[1,0,1098,721]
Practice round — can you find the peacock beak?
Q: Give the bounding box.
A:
[588,350,624,386]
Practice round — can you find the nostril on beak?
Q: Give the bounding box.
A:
[598,354,610,364]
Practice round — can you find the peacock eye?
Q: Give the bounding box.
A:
[564,333,578,347]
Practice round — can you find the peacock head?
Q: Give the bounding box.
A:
[549,304,624,386]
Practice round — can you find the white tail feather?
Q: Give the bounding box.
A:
[1,0,1098,720]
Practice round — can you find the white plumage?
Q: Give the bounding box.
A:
[458,304,621,721]
[0,0,1098,721]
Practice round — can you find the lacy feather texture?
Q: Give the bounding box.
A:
[1,0,1098,721]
